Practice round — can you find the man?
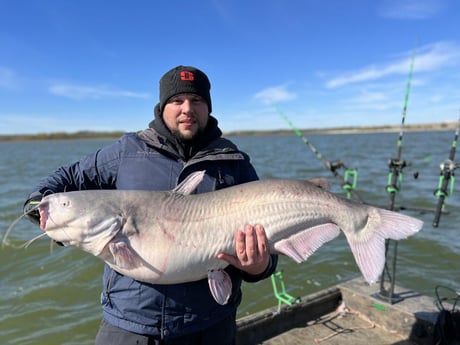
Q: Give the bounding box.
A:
[24,65,278,344]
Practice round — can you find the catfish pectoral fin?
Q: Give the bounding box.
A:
[109,241,142,269]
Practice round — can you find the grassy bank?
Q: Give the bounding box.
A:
[0,122,457,141]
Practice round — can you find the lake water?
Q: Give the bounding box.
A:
[1,131,459,345]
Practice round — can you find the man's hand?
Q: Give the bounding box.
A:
[217,224,270,276]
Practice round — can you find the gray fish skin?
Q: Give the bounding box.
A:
[38,172,423,286]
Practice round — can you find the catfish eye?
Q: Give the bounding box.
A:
[61,200,71,207]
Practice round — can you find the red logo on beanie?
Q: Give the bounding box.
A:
[180,71,194,81]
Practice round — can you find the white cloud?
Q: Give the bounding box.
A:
[378,0,443,20]
[0,67,21,90]
[253,85,297,104]
[325,64,403,89]
[325,41,460,89]
[343,89,394,111]
[48,83,150,100]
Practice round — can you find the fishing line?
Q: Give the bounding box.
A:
[378,40,417,305]
[435,285,460,312]
[432,114,460,227]
[434,285,460,343]
[271,103,362,201]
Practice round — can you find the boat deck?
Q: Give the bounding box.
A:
[236,278,442,345]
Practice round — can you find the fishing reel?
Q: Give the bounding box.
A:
[388,158,407,171]
[439,159,457,174]
[386,158,407,194]
[433,159,458,227]
[325,160,344,174]
[433,159,457,198]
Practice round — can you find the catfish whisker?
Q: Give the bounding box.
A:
[49,239,55,254]
[21,233,48,249]
[45,213,73,243]
[2,205,40,247]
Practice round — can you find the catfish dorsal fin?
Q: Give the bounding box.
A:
[173,170,206,195]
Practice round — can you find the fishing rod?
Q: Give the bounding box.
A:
[272,103,362,201]
[432,115,460,227]
[269,103,361,308]
[377,42,417,305]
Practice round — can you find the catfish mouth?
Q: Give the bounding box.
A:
[39,203,49,231]
[36,201,123,255]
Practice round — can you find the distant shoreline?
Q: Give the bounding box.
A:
[0,122,457,141]
[225,121,457,136]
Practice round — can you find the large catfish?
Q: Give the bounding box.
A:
[36,171,423,305]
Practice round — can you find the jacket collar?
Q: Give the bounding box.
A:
[141,104,223,161]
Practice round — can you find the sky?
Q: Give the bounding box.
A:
[1,0,460,134]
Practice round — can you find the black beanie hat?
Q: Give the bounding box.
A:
[159,65,212,114]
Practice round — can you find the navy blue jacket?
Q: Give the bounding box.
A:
[27,118,277,339]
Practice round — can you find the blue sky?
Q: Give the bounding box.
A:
[1,0,460,134]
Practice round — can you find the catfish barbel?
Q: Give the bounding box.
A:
[34,171,423,304]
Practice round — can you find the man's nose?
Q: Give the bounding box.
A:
[181,99,193,113]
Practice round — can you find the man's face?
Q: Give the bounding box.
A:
[162,93,209,141]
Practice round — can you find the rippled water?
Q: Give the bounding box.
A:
[1,132,459,344]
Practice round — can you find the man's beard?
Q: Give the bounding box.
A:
[171,126,205,142]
